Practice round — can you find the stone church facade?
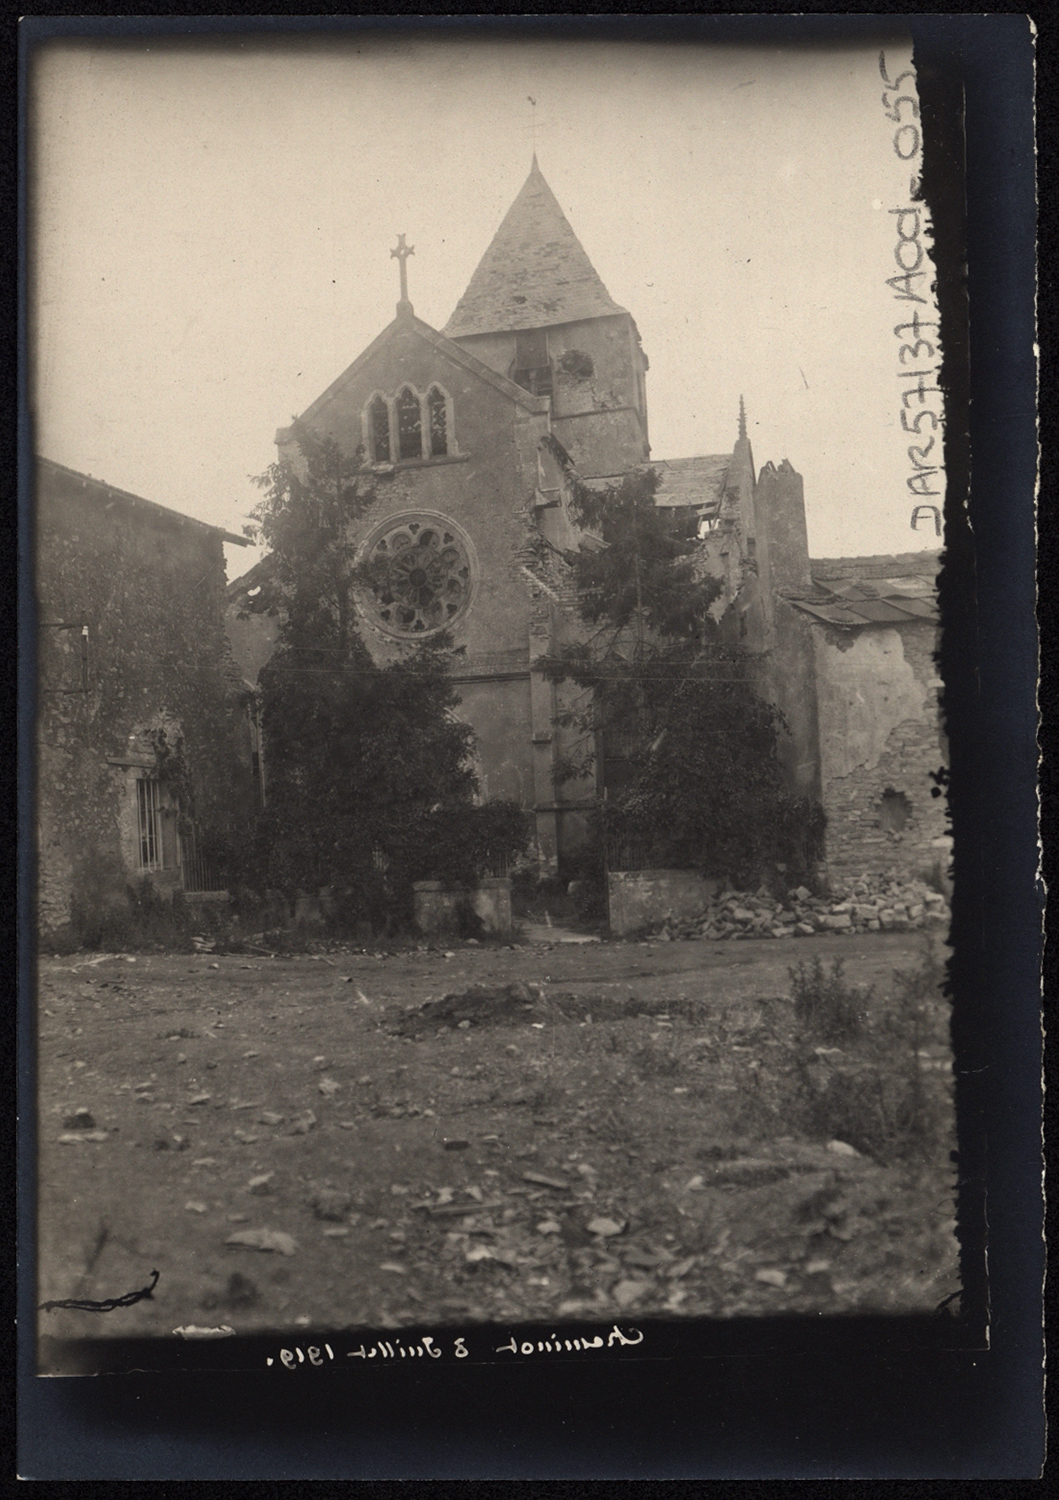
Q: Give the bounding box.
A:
[228,159,947,887]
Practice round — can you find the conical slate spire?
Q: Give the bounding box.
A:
[443,159,627,338]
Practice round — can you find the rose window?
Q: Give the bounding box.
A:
[360,514,476,636]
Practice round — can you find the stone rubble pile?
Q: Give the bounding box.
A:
[644,873,950,943]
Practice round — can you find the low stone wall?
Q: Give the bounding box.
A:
[607,870,721,937]
[413,877,513,937]
[182,890,229,912]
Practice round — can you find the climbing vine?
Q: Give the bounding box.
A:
[146,727,196,836]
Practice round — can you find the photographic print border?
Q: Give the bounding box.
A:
[16,11,1042,1479]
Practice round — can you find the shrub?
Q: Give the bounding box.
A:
[785,942,953,1165]
[69,877,195,952]
[632,1042,682,1079]
[789,956,870,1043]
[418,799,532,886]
[881,942,951,1158]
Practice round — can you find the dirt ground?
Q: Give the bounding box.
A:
[36,929,959,1349]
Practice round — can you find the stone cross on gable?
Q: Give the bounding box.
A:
[391,233,414,308]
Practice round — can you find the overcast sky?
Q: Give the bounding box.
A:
[30,30,941,575]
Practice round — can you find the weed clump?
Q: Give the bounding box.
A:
[68,877,196,952]
[784,944,952,1165]
[632,1043,682,1080]
[789,957,870,1043]
[880,943,951,1156]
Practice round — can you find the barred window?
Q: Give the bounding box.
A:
[136,777,163,871]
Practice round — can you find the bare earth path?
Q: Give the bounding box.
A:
[36,931,958,1351]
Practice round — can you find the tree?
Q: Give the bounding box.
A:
[558,466,721,643]
[240,422,528,928]
[537,468,824,886]
[245,419,375,654]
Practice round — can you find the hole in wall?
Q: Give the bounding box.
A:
[878,788,911,833]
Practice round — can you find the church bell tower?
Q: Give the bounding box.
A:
[443,157,651,479]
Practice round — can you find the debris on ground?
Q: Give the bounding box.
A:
[37,932,958,1337]
[225,1228,299,1256]
[311,1188,352,1221]
[394,983,540,1037]
[640,874,950,943]
[587,1217,625,1238]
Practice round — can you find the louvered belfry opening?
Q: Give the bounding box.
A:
[512,330,552,397]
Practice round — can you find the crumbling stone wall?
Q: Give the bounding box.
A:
[608,870,722,937]
[35,463,253,940]
[812,622,949,887]
[413,877,513,936]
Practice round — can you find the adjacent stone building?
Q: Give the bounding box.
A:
[35,458,253,941]
[787,553,948,889]
[654,442,946,887]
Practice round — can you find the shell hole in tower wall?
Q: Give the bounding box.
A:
[557,349,595,379]
[878,788,911,834]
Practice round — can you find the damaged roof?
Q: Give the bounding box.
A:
[650,455,731,512]
[443,158,628,339]
[579,455,731,512]
[785,552,941,628]
[227,553,276,602]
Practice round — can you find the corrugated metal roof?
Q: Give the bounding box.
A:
[781,551,941,628]
[789,600,874,627]
[443,159,627,339]
[842,598,932,624]
[787,581,938,629]
[886,596,936,619]
[827,576,937,603]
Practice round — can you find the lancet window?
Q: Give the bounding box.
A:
[427,387,448,457]
[396,387,423,460]
[369,396,391,462]
[364,385,456,464]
